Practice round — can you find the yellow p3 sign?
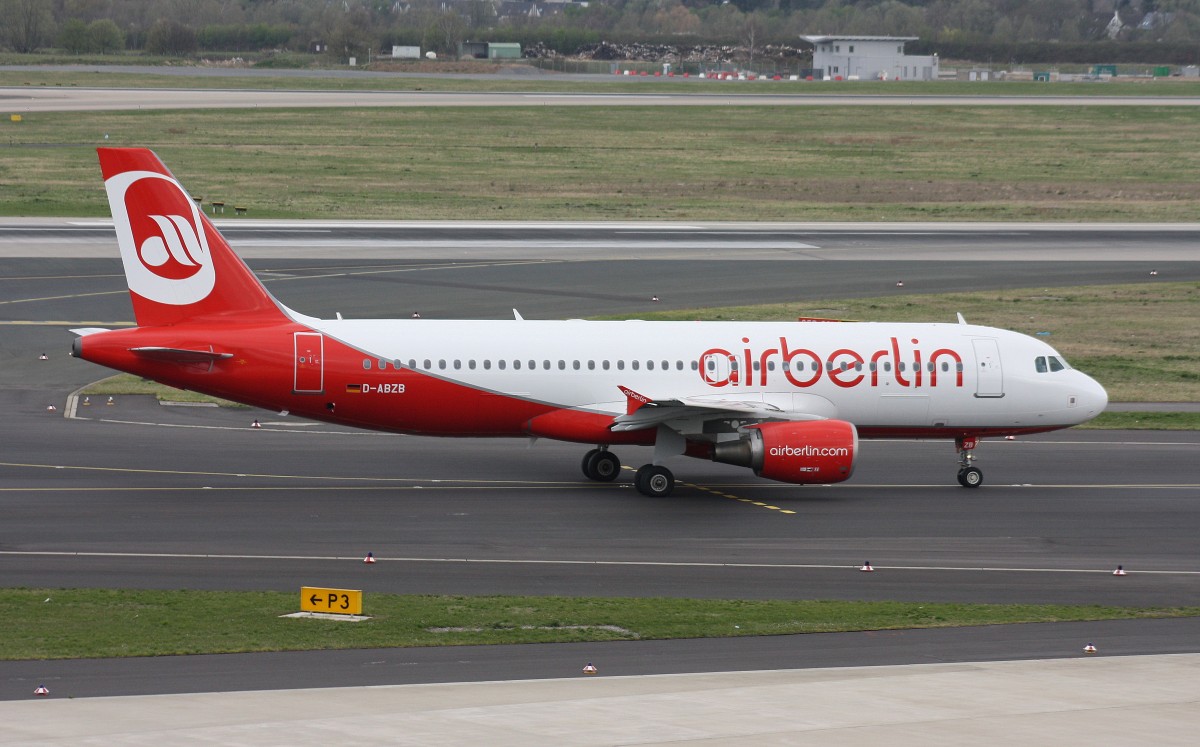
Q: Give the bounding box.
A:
[300,587,363,615]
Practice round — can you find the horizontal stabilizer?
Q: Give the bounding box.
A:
[129,346,234,363]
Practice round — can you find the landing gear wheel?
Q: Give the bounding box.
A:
[585,450,621,482]
[957,466,983,488]
[635,464,675,497]
[581,449,600,479]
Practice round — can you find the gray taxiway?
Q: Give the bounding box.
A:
[1,221,1198,742]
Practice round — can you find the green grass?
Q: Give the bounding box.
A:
[1080,411,1200,429]
[2,588,1195,660]
[80,373,244,406]
[6,104,1200,221]
[7,64,1200,95]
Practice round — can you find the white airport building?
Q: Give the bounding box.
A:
[802,35,939,81]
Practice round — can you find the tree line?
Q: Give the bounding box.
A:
[3,0,1198,63]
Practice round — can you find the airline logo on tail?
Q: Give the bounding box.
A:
[105,170,215,305]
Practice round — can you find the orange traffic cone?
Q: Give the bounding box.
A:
[106,396,115,406]
[895,281,904,287]
[45,404,57,412]
[1083,643,1097,654]
[34,685,49,696]
[251,419,261,428]
[82,396,91,406]
[582,662,597,675]
[859,561,874,572]
[1113,565,1126,576]
[38,353,48,360]
[363,552,376,564]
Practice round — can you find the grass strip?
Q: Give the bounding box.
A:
[1079,411,1200,430]
[80,373,244,407]
[7,66,1200,96]
[2,588,1195,660]
[5,104,1200,222]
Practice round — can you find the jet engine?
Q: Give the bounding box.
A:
[711,420,858,485]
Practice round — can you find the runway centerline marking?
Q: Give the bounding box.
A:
[690,482,798,515]
[2,550,1198,576]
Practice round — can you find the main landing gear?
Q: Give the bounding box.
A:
[581,448,621,482]
[955,435,983,488]
[581,448,676,497]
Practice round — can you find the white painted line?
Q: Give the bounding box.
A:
[2,550,1197,575]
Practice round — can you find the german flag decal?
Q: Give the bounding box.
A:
[346,383,363,393]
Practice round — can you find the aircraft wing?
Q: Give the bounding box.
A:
[609,386,825,433]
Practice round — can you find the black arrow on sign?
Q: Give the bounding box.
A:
[309,594,321,606]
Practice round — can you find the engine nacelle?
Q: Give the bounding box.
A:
[711,420,858,485]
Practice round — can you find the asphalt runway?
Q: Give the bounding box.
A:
[1,222,1198,704]
[7,84,1200,112]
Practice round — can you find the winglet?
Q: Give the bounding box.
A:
[618,385,653,415]
[957,312,967,325]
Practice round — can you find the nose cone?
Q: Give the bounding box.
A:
[1075,372,1108,422]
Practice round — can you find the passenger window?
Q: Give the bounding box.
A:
[588,360,595,370]
[558,360,566,370]
[377,359,386,370]
[529,360,536,370]
[618,360,625,370]
[498,360,506,370]
[884,362,892,372]
[603,361,611,370]
[663,360,670,370]
[647,360,655,371]
[469,360,476,370]
[438,360,446,370]
[898,362,906,372]
[941,362,949,372]
[1035,356,1048,373]
[362,359,371,370]
[408,359,416,369]
[423,359,431,369]
[483,360,491,370]
[514,360,522,370]
[543,360,551,370]
[632,360,640,371]
[573,360,581,370]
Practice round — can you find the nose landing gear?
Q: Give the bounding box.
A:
[956,435,983,488]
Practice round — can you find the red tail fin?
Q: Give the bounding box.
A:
[98,148,286,327]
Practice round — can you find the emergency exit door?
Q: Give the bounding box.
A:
[293,332,324,394]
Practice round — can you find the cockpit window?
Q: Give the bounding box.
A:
[1035,355,1071,373]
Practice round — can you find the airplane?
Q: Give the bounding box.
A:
[71,148,1109,497]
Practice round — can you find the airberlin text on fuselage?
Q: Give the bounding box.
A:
[699,336,964,389]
